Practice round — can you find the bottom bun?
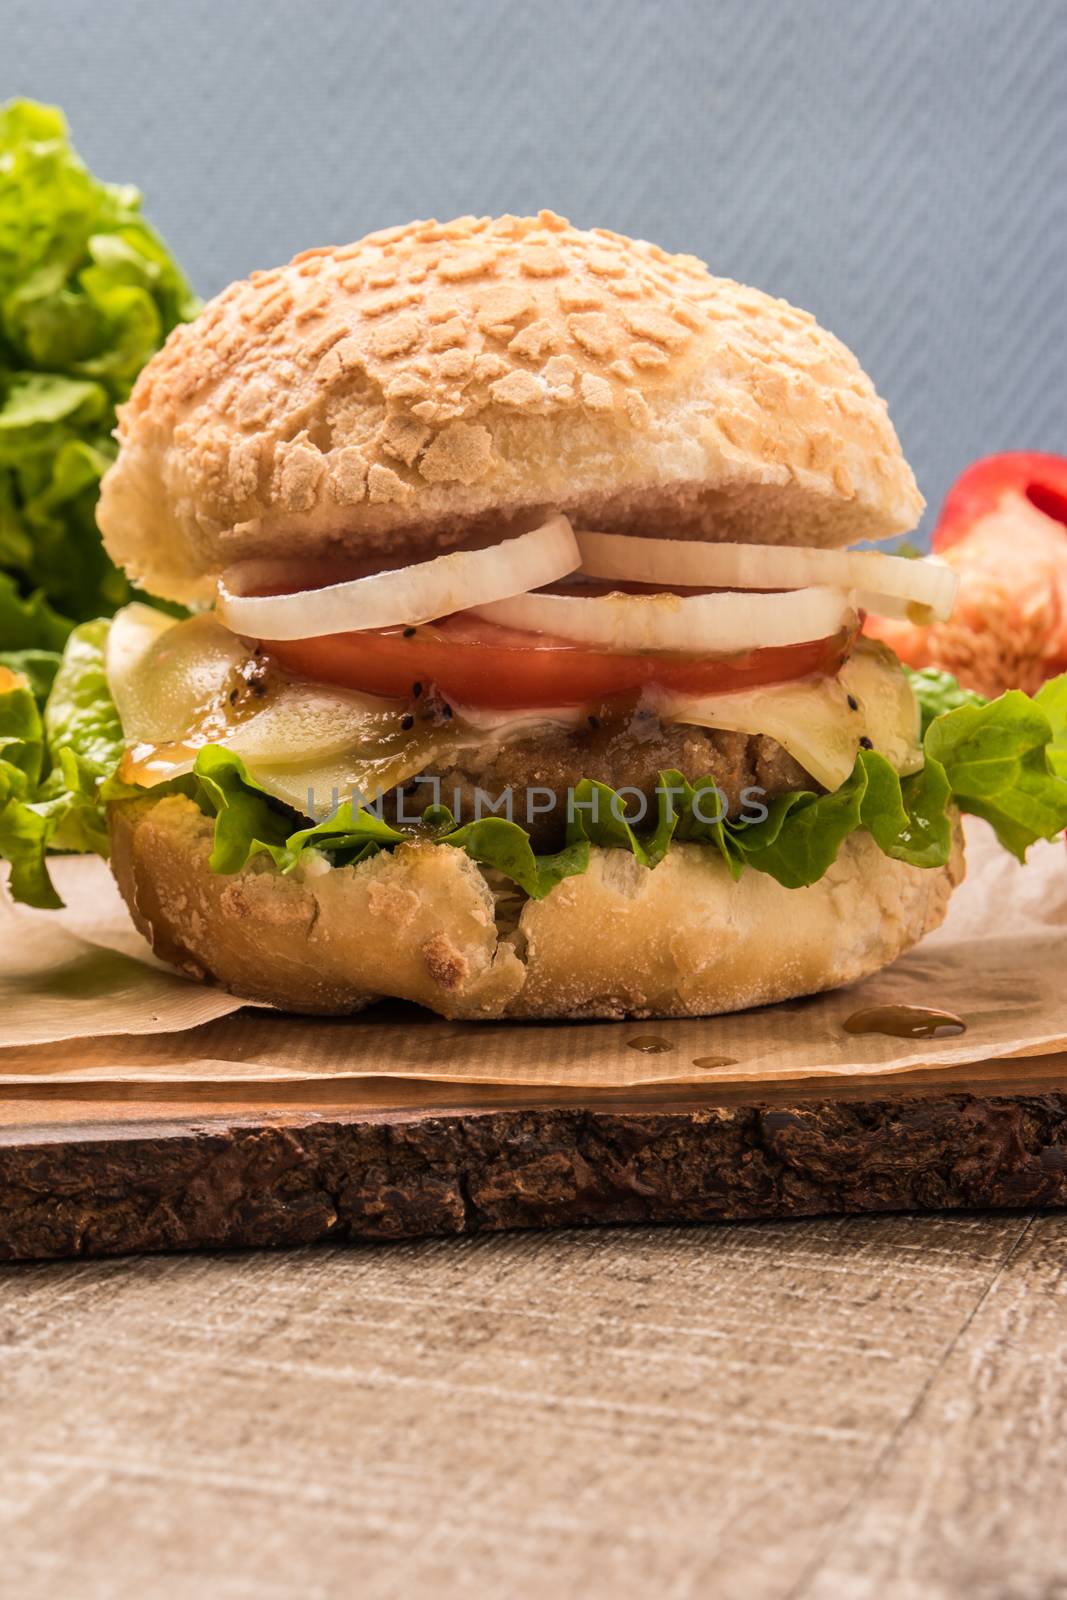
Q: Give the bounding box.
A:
[108,794,965,1021]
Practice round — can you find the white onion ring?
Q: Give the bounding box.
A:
[575,532,959,623]
[470,583,857,653]
[216,514,580,640]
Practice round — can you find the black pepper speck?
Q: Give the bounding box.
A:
[847,694,859,711]
[859,735,873,749]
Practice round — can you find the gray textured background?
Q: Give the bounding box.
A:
[9,0,1067,540]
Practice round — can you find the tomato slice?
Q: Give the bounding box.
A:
[268,613,857,709]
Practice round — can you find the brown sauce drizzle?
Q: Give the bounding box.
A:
[843,1005,966,1040]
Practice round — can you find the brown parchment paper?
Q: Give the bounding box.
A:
[1,821,1065,1089]
[0,859,260,1048]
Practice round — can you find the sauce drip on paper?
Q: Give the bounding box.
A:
[843,1005,966,1039]
[627,1035,673,1054]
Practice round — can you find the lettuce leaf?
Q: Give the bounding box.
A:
[905,665,988,738]
[0,100,198,646]
[440,816,590,898]
[0,677,71,907]
[0,646,61,708]
[1035,675,1067,780]
[43,619,123,778]
[104,748,591,898]
[0,619,122,905]
[0,571,71,653]
[923,689,1067,860]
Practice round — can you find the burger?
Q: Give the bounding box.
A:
[10,212,1064,1019]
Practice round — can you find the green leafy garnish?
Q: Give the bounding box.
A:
[0,619,123,905]
[924,689,1067,860]
[43,619,123,777]
[0,646,61,708]
[905,665,987,738]
[440,817,590,899]
[0,99,198,647]
[1035,675,1067,780]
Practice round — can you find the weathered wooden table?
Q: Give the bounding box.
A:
[1,1210,1064,1598]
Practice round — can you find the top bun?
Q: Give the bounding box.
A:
[98,212,923,605]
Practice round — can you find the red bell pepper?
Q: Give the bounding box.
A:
[934,452,1067,551]
[865,451,1067,698]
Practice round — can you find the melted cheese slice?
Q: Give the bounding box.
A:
[107,605,246,744]
[107,606,458,814]
[657,640,922,790]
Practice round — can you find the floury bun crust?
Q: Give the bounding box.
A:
[108,795,964,1021]
[97,213,924,605]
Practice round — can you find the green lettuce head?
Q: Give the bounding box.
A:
[0,99,198,650]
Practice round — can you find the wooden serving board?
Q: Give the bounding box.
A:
[3,1049,1066,1261]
